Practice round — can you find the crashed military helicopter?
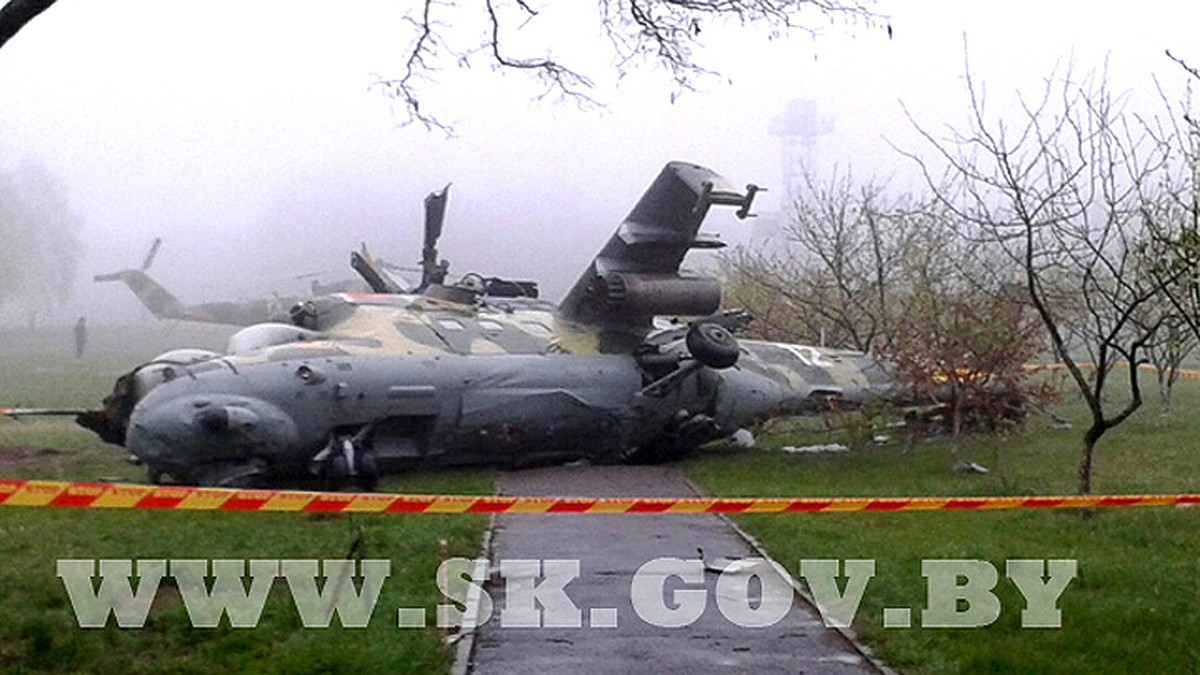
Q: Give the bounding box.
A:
[95,238,304,326]
[95,237,415,326]
[56,162,896,488]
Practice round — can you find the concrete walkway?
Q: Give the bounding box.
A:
[466,465,880,674]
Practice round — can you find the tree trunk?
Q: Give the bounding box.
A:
[1156,367,1170,413]
[1078,424,1104,496]
[950,396,963,467]
[1077,440,1093,495]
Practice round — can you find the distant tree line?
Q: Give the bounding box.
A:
[0,161,83,326]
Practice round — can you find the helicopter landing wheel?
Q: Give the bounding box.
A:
[686,322,740,369]
[314,437,379,491]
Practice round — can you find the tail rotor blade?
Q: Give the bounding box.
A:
[141,237,163,271]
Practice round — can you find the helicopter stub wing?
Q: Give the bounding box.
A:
[1,406,91,418]
[559,161,758,332]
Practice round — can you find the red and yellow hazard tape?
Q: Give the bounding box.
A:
[0,480,1197,514]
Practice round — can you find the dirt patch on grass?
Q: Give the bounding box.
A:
[0,445,76,469]
[0,446,40,466]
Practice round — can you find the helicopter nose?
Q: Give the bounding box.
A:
[126,395,301,477]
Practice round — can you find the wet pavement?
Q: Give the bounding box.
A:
[466,465,880,674]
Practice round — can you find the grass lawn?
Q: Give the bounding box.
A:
[683,376,1200,673]
[0,325,493,674]
[6,324,1199,672]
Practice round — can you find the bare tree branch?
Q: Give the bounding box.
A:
[372,0,878,131]
[1,0,879,132]
[0,0,57,51]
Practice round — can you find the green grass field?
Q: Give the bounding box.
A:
[683,378,1200,674]
[4,325,1199,672]
[0,325,492,674]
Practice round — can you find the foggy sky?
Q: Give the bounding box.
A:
[0,0,1196,325]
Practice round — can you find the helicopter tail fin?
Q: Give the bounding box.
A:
[94,238,186,319]
[94,269,185,320]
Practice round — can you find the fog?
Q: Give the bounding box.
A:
[0,0,1196,325]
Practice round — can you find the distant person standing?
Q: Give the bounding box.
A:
[74,316,87,359]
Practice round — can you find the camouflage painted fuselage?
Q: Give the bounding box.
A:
[110,292,891,484]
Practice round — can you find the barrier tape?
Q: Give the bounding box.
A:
[0,480,1197,514]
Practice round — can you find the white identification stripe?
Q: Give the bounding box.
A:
[777,343,826,367]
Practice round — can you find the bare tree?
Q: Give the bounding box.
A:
[900,60,1175,495]
[0,160,84,320]
[721,167,926,352]
[1166,49,1199,133]
[1142,52,1200,360]
[374,0,878,129]
[721,167,1056,463]
[1141,314,1196,412]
